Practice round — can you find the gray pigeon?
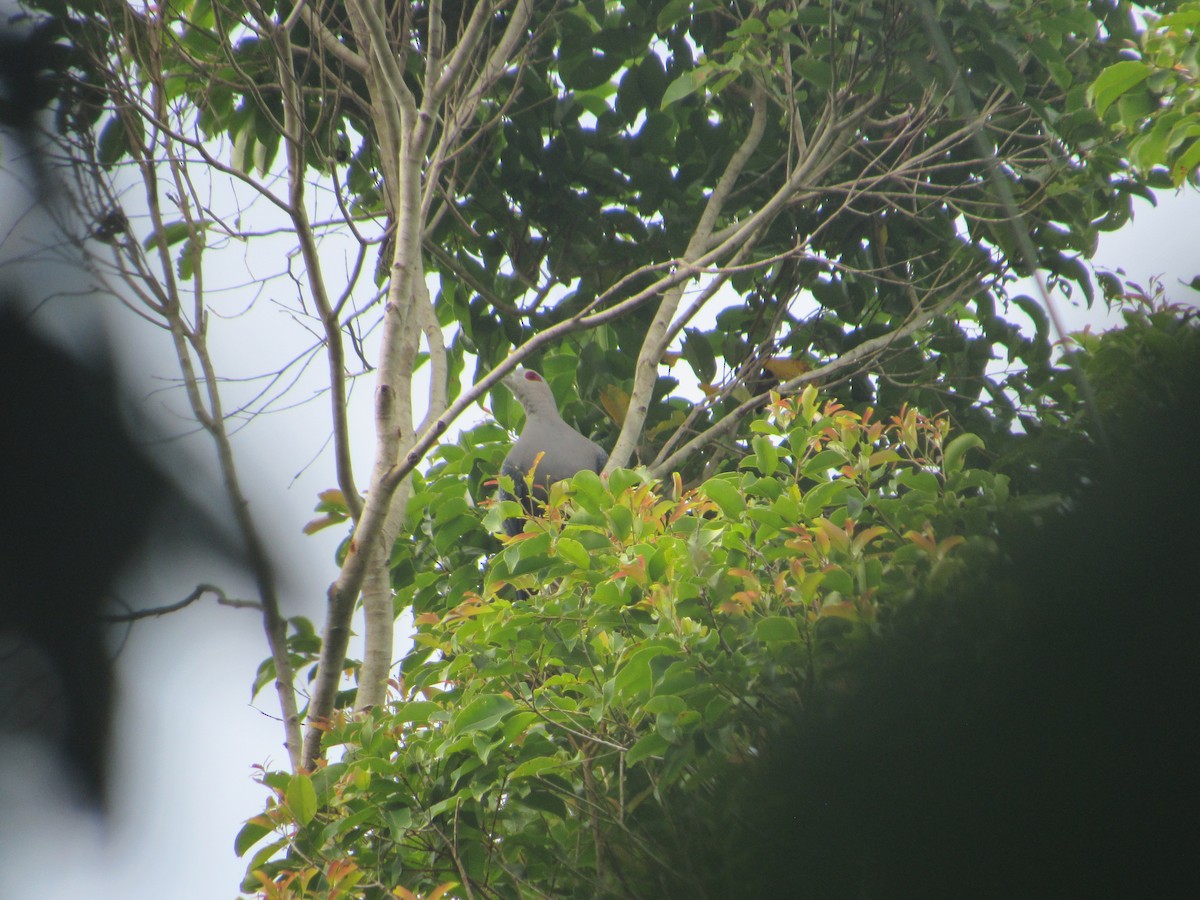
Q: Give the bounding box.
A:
[498,367,608,536]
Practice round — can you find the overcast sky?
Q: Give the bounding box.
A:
[1,105,1198,899]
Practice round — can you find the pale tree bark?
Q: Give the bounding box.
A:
[605,81,769,470]
[300,0,536,766]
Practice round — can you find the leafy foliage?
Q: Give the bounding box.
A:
[29,0,1168,467]
[996,278,1200,494]
[15,0,1198,893]
[240,293,1200,899]
[237,387,1016,897]
[1090,2,1200,186]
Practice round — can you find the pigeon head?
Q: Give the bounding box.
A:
[503,367,564,421]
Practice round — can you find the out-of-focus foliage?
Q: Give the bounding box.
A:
[997,277,1200,493]
[1090,2,1200,186]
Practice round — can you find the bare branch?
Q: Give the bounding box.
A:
[607,79,770,471]
[271,16,363,520]
[650,290,967,479]
[104,584,262,622]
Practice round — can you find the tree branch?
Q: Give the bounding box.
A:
[607,80,770,471]
[272,15,363,520]
[104,584,262,622]
[649,290,967,478]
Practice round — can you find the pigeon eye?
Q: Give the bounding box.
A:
[524,371,541,382]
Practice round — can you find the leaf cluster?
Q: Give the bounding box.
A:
[1089,2,1200,186]
[238,386,1015,898]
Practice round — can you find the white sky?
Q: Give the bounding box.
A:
[1,120,1199,900]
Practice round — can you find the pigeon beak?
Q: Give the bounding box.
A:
[502,367,526,391]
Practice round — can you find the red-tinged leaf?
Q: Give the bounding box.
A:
[315,488,348,511]
[869,448,901,467]
[937,535,967,559]
[445,598,487,621]
[816,517,850,552]
[614,555,648,585]
[731,589,758,607]
[851,526,889,554]
[234,815,274,857]
[599,384,630,424]
[819,601,859,620]
[303,513,346,535]
[905,529,937,554]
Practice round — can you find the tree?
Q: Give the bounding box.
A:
[236,295,1200,897]
[4,0,1192,895]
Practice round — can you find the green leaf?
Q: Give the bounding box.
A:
[681,327,717,384]
[607,466,641,496]
[386,808,413,842]
[97,116,131,167]
[234,815,273,857]
[1089,60,1153,117]
[451,694,515,734]
[511,756,569,779]
[820,567,854,596]
[393,700,444,724]
[793,57,833,90]
[755,616,800,643]
[610,645,670,702]
[752,436,779,476]
[895,469,941,495]
[701,476,745,518]
[571,468,606,510]
[555,536,590,570]
[657,0,718,31]
[802,479,848,517]
[286,773,318,827]
[319,806,379,847]
[803,449,847,477]
[143,220,192,251]
[943,433,985,474]
[244,836,290,878]
[561,53,625,91]
[661,71,701,108]
[1171,137,1200,185]
[626,731,670,766]
[644,694,687,715]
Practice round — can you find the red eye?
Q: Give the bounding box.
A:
[524,371,542,382]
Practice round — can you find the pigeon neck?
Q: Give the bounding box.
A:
[524,395,565,424]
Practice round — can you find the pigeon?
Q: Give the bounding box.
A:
[498,368,607,536]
